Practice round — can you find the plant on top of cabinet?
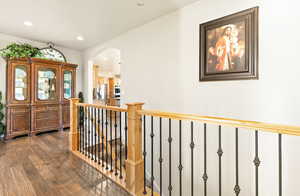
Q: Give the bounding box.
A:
[0,91,5,137]
[0,43,42,59]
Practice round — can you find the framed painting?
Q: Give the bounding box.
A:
[199,7,259,81]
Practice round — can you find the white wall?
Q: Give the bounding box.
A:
[0,33,84,102]
[84,0,300,195]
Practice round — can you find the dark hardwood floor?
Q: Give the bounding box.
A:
[0,131,130,196]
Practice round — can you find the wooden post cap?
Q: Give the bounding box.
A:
[126,102,145,106]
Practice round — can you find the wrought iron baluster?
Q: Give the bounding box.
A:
[78,106,81,153]
[80,106,84,153]
[279,134,282,196]
[203,123,208,196]
[217,125,223,196]
[94,107,97,162]
[110,110,113,172]
[168,118,173,196]
[234,128,241,195]
[88,107,91,158]
[125,112,128,160]
[253,131,260,196]
[178,120,183,196]
[150,116,154,196]
[105,109,109,170]
[77,106,80,151]
[91,107,95,160]
[98,108,101,164]
[143,115,147,195]
[84,107,87,156]
[159,117,163,196]
[114,111,118,176]
[91,107,94,160]
[191,121,195,196]
[102,109,105,167]
[81,106,84,154]
[119,112,123,179]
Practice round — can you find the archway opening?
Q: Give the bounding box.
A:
[91,48,121,106]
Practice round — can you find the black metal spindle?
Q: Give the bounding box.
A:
[168,118,173,196]
[190,121,195,196]
[77,106,80,151]
[93,108,97,162]
[159,117,163,196]
[217,125,223,196]
[81,106,84,153]
[110,110,113,172]
[79,106,81,153]
[88,107,91,158]
[150,116,154,196]
[91,107,94,160]
[105,109,109,170]
[253,131,260,196]
[114,111,118,176]
[84,107,87,156]
[125,112,128,160]
[203,123,208,196]
[178,120,182,196]
[98,108,101,164]
[119,112,123,179]
[143,115,147,195]
[91,107,95,160]
[234,128,241,195]
[77,106,80,152]
[90,107,93,160]
[279,134,282,196]
[81,106,84,154]
[102,109,105,167]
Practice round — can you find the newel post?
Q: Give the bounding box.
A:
[70,98,79,151]
[125,102,145,195]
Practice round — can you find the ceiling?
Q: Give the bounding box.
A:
[0,0,199,50]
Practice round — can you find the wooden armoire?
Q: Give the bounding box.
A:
[6,58,77,139]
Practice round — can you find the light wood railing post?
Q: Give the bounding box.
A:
[125,102,145,195]
[70,98,80,151]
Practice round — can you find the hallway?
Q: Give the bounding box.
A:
[0,131,130,196]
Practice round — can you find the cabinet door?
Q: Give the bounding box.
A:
[61,67,76,128]
[8,62,31,104]
[62,67,76,102]
[6,106,30,138]
[62,104,70,127]
[33,63,60,104]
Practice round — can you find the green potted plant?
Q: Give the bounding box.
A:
[0,43,42,59]
[0,91,5,140]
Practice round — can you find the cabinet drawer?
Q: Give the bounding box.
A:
[36,118,60,129]
[33,105,60,130]
[36,111,59,120]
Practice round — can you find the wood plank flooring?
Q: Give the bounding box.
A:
[0,131,130,196]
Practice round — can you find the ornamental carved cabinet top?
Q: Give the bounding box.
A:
[6,58,78,139]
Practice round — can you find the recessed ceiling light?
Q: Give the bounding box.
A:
[137,1,144,6]
[24,21,33,26]
[76,36,84,41]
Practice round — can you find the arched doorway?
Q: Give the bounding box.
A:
[91,48,121,106]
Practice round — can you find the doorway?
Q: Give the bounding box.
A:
[92,48,121,106]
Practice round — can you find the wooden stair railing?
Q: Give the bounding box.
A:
[71,99,300,196]
[70,99,156,196]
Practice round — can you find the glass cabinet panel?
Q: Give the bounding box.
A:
[63,71,72,99]
[15,66,27,101]
[38,68,57,100]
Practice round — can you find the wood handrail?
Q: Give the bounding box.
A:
[76,103,128,112]
[137,109,300,136]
